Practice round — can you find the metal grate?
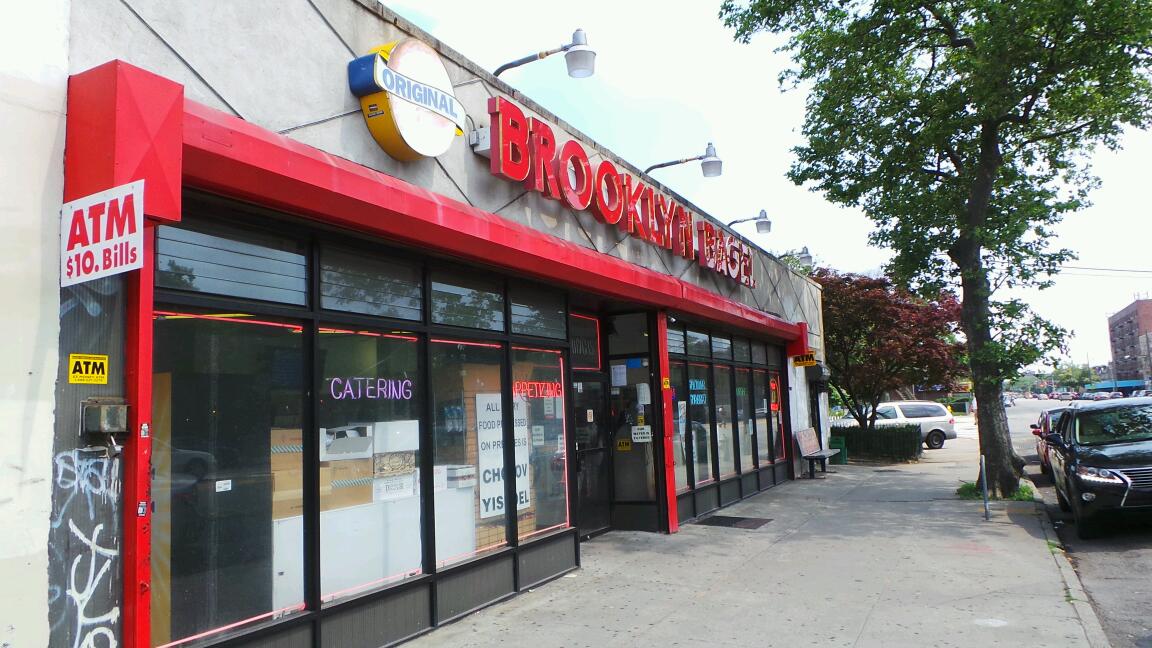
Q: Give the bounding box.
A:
[694,515,772,529]
[1117,466,1152,489]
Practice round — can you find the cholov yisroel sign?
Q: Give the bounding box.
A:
[60,180,144,287]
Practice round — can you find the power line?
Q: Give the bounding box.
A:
[1062,264,1152,274]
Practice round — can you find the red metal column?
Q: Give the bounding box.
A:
[123,225,155,647]
[655,312,679,533]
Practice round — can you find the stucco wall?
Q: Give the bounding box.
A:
[67,0,822,354]
[0,1,69,645]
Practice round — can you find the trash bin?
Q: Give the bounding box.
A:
[828,436,848,465]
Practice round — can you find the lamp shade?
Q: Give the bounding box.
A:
[565,29,595,78]
[700,142,722,177]
[755,218,772,234]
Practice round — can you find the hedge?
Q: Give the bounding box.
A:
[830,424,923,461]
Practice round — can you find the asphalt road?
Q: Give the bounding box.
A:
[1004,397,1152,648]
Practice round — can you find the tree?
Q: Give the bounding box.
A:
[720,0,1152,495]
[816,268,966,430]
[1052,362,1093,392]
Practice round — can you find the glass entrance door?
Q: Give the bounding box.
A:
[572,378,611,538]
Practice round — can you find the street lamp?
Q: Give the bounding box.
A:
[726,209,772,234]
[494,29,596,78]
[644,142,723,178]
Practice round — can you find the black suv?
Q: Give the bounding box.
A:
[1047,397,1152,539]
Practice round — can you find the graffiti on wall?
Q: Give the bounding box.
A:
[49,450,122,648]
[49,276,126,648]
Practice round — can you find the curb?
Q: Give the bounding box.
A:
[1023,476,1112,648]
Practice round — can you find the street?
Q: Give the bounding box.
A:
[1003,398,1152,648]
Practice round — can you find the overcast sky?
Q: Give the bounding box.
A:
[386,1,1152,370]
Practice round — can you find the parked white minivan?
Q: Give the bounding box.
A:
[833,401,957,449]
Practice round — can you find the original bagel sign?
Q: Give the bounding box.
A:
[487,97,755,287]
[348,39,466,160]
[347,40,754,287]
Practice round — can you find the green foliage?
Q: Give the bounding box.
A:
[956,481,1035,501]
[720,0,1152,495]
[719,0,1152,379]
[1052,362,1094,390]
[831,424,923,460]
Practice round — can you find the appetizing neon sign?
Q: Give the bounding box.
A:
[486,97,755,287]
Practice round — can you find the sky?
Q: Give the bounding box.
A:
[385,1,1152,370]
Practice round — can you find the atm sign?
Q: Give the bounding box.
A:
[792,353,817,367]
[68,354,109,384]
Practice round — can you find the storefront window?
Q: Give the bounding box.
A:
[735,368,754,472]
[431,272,505,331]
[151,310,305,647]
[430,339,507,567]
[751,342,768,365]
[711,336,732,360]
[733,338,751,363]
[666,326,686,356]
[686,330,710,358]
[510,285,566,339]
[753,370,771,464]
[512,348,569,539]
[316,327,422,603]
[569,314,601,370]
[714,366,737,478]
[156,222,307,305]
[688,363,714,486]
[770,371,786,462]
[670,363,689,492]
[320,246,422,320]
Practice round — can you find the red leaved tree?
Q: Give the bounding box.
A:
[816,268,965,431]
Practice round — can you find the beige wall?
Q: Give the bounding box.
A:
[0,0,69,644]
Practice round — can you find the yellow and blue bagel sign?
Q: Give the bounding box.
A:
[348,39,466,160]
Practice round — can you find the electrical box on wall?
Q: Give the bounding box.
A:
[80,397,128,454]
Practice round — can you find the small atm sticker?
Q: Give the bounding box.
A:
[68,354,108,384]
[616,439,632,452]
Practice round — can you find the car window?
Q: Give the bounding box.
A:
[900,403,947,418]
[1074,405,1152,445]
[875,406,898,419]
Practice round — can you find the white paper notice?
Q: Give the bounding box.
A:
[611,364,627,387]
[373,474,415,501]
[532,425,545,446]
[586,408,595,423]
[635,382,652,405]
[433,465,448,492]
[631,425,653,442]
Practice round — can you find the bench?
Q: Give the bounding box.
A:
[796,427,839,479]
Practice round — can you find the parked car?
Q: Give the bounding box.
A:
[1047,397,1152,539]
[1055,392,1076,401]
[1092,392,1112,401]
[1110,392,1125,399]
[833,401,957,449]
[1035,393,1050,400]
[1030,407,1069,476]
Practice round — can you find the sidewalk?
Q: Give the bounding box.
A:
[408,437,1107,647]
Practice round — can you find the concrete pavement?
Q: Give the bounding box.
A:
[409,436,1107,647]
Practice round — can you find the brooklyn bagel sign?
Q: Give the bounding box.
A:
[487,98,755,288]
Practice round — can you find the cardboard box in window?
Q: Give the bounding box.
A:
[271,427,304,449]
[325,458,373,511]
[271,451,301,473]
[272,466,332,519]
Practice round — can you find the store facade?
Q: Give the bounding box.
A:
[5,1,826,647]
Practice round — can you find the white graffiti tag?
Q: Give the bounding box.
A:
[67,520,120,648]
[53,450,121,528]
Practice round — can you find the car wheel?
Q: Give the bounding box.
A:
[1073,500,1102,540]
[1039,458,1051,476]
[1054,484,1071,512]
[925,430,945,450]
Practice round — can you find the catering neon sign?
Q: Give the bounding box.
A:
[486,97,755,287]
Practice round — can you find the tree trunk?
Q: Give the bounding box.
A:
[950,121,1026,497]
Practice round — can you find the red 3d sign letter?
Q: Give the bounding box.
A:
[488,97,530,182]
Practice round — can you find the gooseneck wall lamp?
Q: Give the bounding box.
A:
[644,142,723,178]
[726,209,772,234]
[494,29,596,78]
